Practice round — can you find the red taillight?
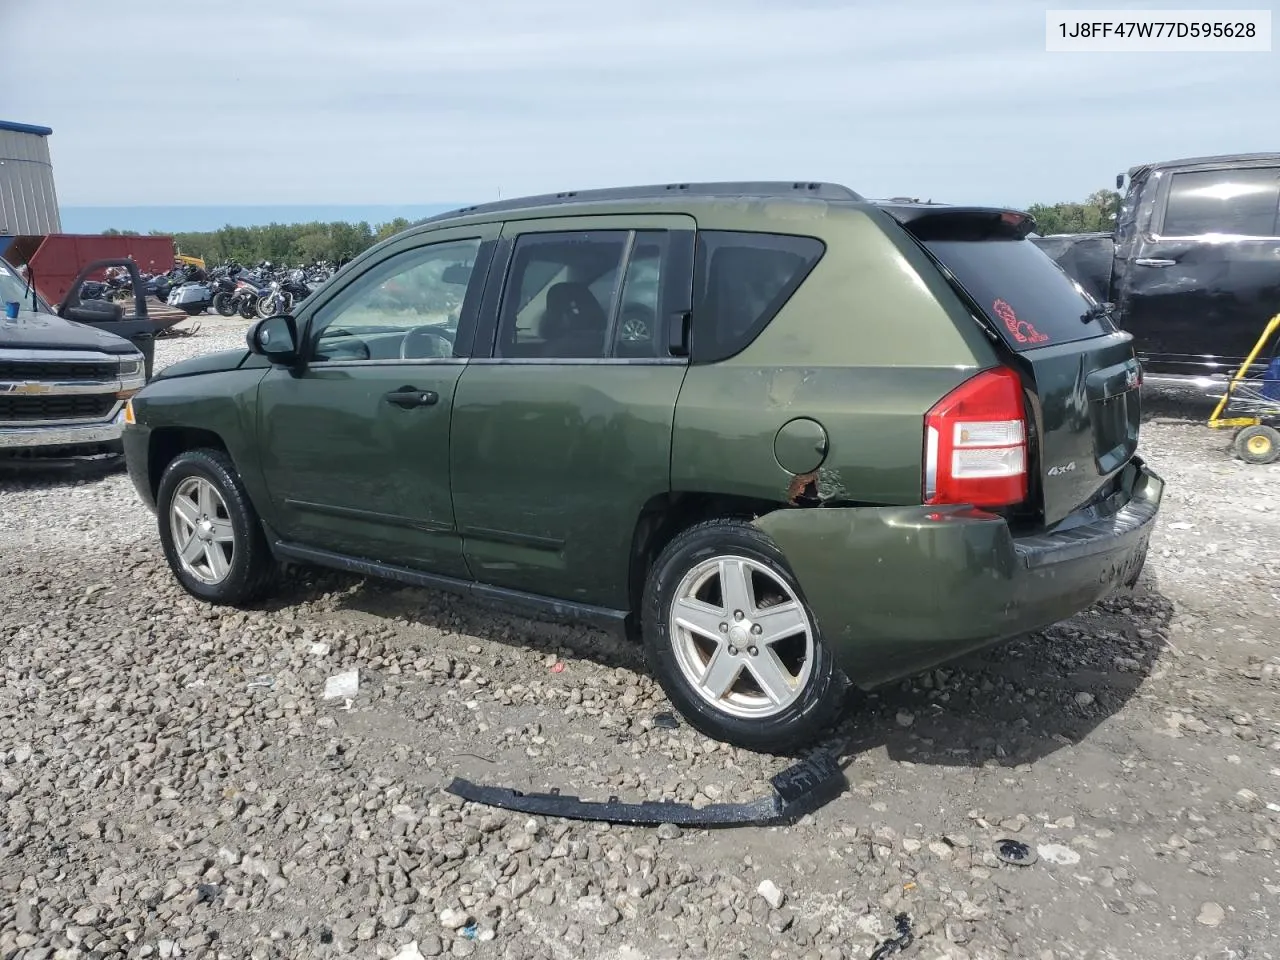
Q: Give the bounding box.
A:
[924,367,1028,507]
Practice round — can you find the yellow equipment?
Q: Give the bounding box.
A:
[1208,312,1280,464]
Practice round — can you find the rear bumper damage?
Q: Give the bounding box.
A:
[756,457,1164,689]
[446,751,845,828]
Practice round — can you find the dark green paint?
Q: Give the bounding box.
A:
[122,187,1163,695]
[756,460,1162,687]
[256,362,469,577]
[151,348,258,381]
[451,363,687,606]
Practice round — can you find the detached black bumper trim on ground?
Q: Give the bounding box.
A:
[445,751,846,828]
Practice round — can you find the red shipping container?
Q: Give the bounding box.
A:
[3,234,175,304]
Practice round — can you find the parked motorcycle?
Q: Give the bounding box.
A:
[229,276,267,319]
[166,278,215,316]
[256,269,316,317]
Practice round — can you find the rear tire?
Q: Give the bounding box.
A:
[1234,424,1280,464]
[641,519,844,753]
[156,448,276,606]
[180,304,205,316]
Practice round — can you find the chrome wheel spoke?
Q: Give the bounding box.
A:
[208,519,235,544]
[718,559,755,618]
[747,649,797,706]
[672,597,727,642]
[753,601,807,646]
[203,542,230,581]
[172,496,200,528]
[179,532,205,564]
[197,481,217,518]
[700,644,743,699]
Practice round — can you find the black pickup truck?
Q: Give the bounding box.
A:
[1033,153,1280,387]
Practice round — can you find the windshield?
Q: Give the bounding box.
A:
[0,259,48,313]
[922,237,1112,352]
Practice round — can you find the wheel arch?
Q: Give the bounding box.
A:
[625,490,788,635]
[148,426,229,500]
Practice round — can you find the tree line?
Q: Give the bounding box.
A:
[103,217,417,265]
[101,189,1125,264]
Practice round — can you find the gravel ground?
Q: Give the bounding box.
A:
[2,319,1278,960]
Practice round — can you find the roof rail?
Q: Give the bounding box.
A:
[1127,151,1280,178]
[418,181,863,224]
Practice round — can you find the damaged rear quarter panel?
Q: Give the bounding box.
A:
[671,204,996,506]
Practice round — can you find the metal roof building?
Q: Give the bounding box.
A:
[0,120,62,236]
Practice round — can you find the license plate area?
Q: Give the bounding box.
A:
[1091,390,1140,474]
[1098,532,1150,589]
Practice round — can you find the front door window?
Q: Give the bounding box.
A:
[308,239,482,363]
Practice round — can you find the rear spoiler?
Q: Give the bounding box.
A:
[875,203,1037,241]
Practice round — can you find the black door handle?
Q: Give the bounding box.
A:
[385,386,439,409]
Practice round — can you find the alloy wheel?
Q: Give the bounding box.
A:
[169,476,236,584]
[668,555,815,719]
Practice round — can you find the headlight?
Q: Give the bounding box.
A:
[118,355,145,378]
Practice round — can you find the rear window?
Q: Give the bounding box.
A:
[692,231,825,363]
[922,237,1110,352]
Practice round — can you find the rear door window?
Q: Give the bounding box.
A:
[922,237,1111,352]
[1160,167,1280,238]
[496,231,628,359]
[692,231,825,363]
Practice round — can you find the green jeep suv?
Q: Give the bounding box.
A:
[122,181,1163,752]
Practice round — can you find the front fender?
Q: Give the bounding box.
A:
[129,368,273,523]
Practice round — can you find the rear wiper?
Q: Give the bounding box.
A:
[1082,301,1114,324]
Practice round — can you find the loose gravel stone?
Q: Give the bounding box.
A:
[1196,902,1225,927]
[756,879,786,910]
[0,345,1272,959]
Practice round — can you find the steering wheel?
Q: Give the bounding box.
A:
[400,325,455,360]
[617,303,655,342]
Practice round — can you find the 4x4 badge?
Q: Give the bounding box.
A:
[1047,462,1077,476]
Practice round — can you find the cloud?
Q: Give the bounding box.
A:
[2,0,1276,208]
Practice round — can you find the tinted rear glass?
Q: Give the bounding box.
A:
[693,231,825,363]
[922,237,1110,352]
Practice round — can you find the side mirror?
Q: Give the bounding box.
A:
[63,299,125,323]
[247,315,301,365]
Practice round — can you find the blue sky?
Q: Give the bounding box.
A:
[3,0,1277,213]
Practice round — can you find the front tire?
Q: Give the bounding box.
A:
[642,519,844,753]
[156,448,276,605]
[257,294,280,319]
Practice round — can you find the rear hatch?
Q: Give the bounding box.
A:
[884,204,1142,526]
